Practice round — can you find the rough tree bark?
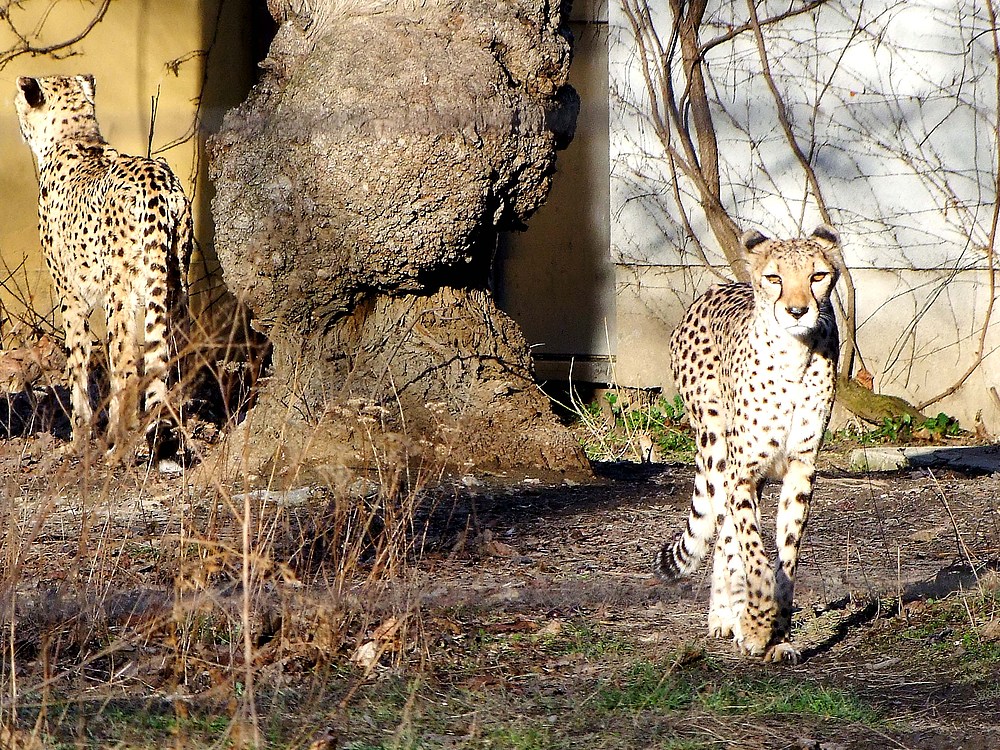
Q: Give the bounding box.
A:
[208,0,589,483]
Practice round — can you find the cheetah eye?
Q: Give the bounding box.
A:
[763,274,781,285]
[810,272,829,283]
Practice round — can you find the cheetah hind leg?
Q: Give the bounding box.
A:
[707,514,740,639]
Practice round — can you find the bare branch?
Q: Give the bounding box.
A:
[699,0,830,58]
[744,0,862,379]
[0,0,112,69]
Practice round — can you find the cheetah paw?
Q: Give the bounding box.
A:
[707,612,736,639]
[708,623,733,639]
[735,637,763,657]
[735,629,771,658]
[763,641,800,664]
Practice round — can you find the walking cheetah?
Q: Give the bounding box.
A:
[655,225,842,663]
[15,74,192,461]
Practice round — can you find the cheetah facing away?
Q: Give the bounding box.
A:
[655,226,842,663]
[15,75,191,461]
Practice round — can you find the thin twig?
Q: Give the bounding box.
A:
[744,0,861,378]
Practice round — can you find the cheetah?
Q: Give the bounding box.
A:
[655,225,842,663]
[14,75,192,461]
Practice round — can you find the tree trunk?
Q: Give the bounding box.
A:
[207,0,589,482]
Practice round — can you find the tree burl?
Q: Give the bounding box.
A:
[208,0,589,483]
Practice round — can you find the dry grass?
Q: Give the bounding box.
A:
[0,285,447,746]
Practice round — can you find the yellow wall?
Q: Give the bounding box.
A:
[0,0,261,341]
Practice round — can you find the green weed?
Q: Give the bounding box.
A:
[571,390,695,463]
[701,678,882,723]
[597,660,696,711]
[485,725,554,750]
[831,411,963,446]
[659,740,716,750]
[541,623,634,658]
[891,593,1000,686]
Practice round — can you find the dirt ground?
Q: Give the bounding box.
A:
[0,435,998,749]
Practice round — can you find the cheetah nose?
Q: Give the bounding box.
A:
[786,306,809,320]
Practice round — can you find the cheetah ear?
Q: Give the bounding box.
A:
[17,77,44,108]
[810,224,840,247]
[78,74,96,104]
[740,229,769,254]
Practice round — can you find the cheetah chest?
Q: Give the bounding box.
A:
[724,336,833,472]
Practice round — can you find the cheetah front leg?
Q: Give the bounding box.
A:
[765,458,816,664]
[727,476,777,658]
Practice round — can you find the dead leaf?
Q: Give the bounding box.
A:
[350,640,379,671]
[483,539,517,558]
[537,619,563,636]
[305,729,339,750]
[979,570,1000,594]
[855,369,874,390]
[431,617,462,636]
[372,616,401,641]
[909,526,948,543]
[979,618,1000,642]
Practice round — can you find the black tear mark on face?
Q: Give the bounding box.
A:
[19,77,44,108]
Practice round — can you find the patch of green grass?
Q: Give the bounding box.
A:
[486,724,554,750]
[24,700,233,748]
[596,655,884,727]
[540,623,635,659]
[473,621,634,666]
[701,678,882,723]
[597,660,696,711]
[659,740,716,750]
[886,594,1000,687]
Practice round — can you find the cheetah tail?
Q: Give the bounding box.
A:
[652,515,713,580]
[653,538,690,581]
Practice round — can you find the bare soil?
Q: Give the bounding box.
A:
[1,436,998,749]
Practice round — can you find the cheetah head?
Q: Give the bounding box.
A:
[14,75,100,160]
[743,225,842,338]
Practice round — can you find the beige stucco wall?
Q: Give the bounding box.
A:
[0,0,261,340]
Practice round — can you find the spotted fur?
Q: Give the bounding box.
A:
[655,225,841,663]
[15,75,191,460]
